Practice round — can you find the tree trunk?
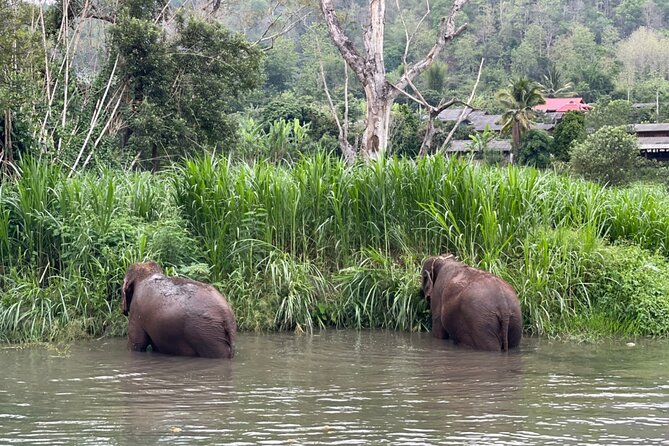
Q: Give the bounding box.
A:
[511,121,521,163]
[151,143,159,172]
[419,113,438,157]
[320,0,470,159]
[3,110,14,175]
[362,82,394,159]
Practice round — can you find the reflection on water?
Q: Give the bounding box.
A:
[1,331,668,445]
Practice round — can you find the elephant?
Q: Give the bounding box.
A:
[121,261,237,358]
[420,255,522,351]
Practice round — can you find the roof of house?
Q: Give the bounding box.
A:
[637,136,669,151]
[447,139,512,152]
[470,114,503,131]
[439,108,555,132]
[534,97,591,112]
[438,107,477,121]
[633,123,669,133]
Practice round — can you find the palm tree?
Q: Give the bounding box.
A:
[496,78,545,161]
[539,64,575,98]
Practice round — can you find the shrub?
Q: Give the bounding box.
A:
[552,111,586,162]
[585,99,635,131]
[389,104,421,157]
[569,126,640,185]
[518,129,553,168]
[587,244,669,336]
[261,92,336,141]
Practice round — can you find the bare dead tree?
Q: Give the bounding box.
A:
[320,0,470,159]
[390,58,483,156]
[315,35,356,163]
[253,5,311,50]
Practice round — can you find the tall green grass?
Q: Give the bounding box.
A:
[0,158,201,342]
[2,153,669,342]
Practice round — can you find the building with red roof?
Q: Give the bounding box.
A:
[534,97,591,113]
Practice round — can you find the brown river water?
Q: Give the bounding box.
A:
[1,331,668,445]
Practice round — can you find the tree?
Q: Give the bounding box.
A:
[496,78,545,160]
[105,9,263,171]
[586,99,635,131]
[263,38,299,93]
[616,27,669,99]
[0,0,43,174]
[320,0,470,159]
[551,111,586,162]
[517,129,553,168]
[614,0,646,35]
[569,126,639,186]
[550,23,617,102]
[510,25,545,80]
[388,104,421,157]
[539,63,575,98]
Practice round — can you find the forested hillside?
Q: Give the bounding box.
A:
[1,0,669,168]
[230,0,669,113]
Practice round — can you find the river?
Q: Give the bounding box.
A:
[1,331,668,445]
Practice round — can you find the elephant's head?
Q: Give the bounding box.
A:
[122,262,164,315]
[420,254,456,305]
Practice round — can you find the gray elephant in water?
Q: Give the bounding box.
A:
[421,255,522,351]
[122,261,237,358]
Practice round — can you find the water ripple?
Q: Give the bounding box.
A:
[1,333,668,445]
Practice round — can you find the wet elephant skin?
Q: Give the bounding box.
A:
[122,262,236,358]
[421,255,522,351]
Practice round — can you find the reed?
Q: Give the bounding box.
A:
[333,249,428,332]
[2,153,669,342]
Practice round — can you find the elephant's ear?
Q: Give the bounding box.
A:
[421,258,434,302]
[421,266,434,302]
[122,277,134,316]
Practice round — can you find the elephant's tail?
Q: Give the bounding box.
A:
[500,314,510,352]
[223,327,236,358]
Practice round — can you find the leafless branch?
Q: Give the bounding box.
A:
[315,35,356,163]
[438,57,485,153]
[82,85,126,170]
[396,0,470,92]
[69,55,120,176]
[255,10,312,50]
[343,60,350,149]
[396,0,431,66]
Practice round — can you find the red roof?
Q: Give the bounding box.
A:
[534,97,591,112]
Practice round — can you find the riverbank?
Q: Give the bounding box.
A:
[1,154,669,342]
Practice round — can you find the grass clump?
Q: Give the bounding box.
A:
[586,244,669,336]
[0,158,206,342]
[2,153,669,342]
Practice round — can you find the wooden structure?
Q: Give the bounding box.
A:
[634,123,669,161]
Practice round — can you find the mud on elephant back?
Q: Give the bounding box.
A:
[420,255,522,351]
[121,261,237,358]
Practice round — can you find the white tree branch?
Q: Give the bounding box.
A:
[396,0,470,92]
[439,57,484,153]
[320,0,367,84]
[396,0,431,66]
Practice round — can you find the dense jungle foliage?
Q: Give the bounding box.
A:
[2,155,669,342]
[1,0,669,342]
[2,0,669,168]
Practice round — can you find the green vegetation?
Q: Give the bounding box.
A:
[569,126,640,185]
[551,111,586,162]
[497,78,546,155]
[2,0,669,344]
[518,129,553,169]
[2,155,669,342]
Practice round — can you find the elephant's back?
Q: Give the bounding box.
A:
[147,277,226,305]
